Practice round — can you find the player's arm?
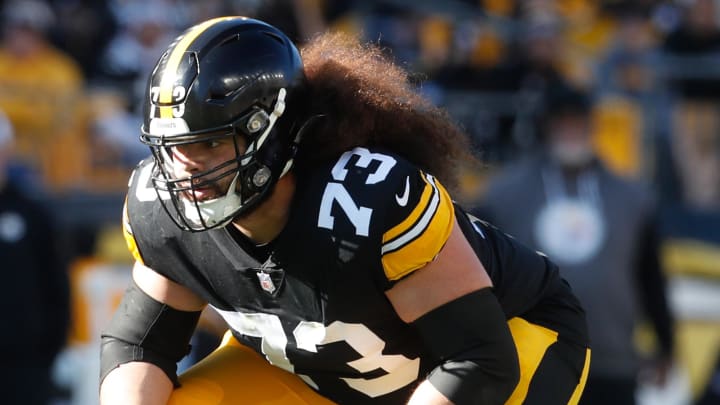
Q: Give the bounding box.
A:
[386,220,519,404]
[100,261,207,405]
[380,169,518,404]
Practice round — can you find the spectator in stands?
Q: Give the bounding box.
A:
[98,1,177,107]
[0,110,70,404]
[94,3,178,168]
[659,0,720,211]
[596,6,659,101]
[0,0,86,190]
[662,0,720,100]
[51,0,118,79]
[247,0,327,44]
[475,85,675,405]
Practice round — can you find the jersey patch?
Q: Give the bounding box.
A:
[381,173,455,281]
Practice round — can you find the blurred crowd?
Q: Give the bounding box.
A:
[0,0,719,404]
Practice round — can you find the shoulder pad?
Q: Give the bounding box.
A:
[124,158,182,267]
[315,147,455,283]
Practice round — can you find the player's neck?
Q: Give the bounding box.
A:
[231,173,296,245]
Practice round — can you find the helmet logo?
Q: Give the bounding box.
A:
[252,166,272,187]
[246,110,269,134]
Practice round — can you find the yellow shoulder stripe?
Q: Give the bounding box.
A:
[383,175,434,242]
[381,174,455,281]
[122,197,144,265]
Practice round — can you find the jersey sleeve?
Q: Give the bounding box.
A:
[123,158,162,268]
[379,168,455,283]
[122,195,145,265]
[313,147,457,286]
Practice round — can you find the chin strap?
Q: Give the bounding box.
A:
[182,172,242,229]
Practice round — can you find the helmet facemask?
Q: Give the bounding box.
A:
[142,88,294,231]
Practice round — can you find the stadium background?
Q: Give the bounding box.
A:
[0,0,718,404]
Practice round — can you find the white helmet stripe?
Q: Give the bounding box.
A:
[255,88,286,149]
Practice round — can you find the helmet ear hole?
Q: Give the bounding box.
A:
[246,110,269,134]
[240,165,263,197]
[252,166,272,188]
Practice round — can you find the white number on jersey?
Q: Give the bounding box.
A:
[294,320,420,398]
[214,307,420,398]
[318,147,397,236]
[131,163,169,202]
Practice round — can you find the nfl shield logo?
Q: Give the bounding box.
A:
[256,271,276,294]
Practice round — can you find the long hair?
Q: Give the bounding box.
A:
[296,32,476,192]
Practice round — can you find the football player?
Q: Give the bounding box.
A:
[100,17,591,404]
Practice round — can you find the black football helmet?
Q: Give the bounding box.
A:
[140,17,307,231]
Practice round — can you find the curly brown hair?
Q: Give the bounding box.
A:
[295,32,476,192]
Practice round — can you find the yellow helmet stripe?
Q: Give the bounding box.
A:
[158,16,238,118]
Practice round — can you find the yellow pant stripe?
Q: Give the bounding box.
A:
[504,317,559,405]
[567,349,591,405]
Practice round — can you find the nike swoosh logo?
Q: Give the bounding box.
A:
[395,176,410,206]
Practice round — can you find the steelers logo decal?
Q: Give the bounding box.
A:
[534,199,605,266]
[0,212,26,243]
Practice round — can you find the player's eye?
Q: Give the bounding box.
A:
[205,139,223,149]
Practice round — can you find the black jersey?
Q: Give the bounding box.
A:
[124,147,588,404]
